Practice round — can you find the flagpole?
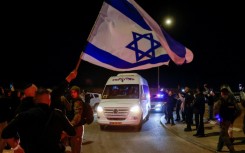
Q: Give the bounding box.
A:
[75,52,84,71]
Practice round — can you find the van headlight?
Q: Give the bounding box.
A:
[97,106,103,113]
[130,105,140,113]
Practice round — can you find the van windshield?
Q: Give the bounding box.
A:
[102,84,139,99]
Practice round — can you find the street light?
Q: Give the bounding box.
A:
[162,16,174,28]
[165,18,172,26]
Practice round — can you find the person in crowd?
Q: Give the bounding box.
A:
[175,94,181,122]
[15,83,38,114]
[0,86,4,96]
[213,88,236,152]
[65,85,84,153]
[220,84,238,143]
[240,87,245,143]
[7,89,23,122]
[178,92,186,123]
[175,86,182,122]
[203,84,216,121]
[162,89,169,120]
[57,95,71,115]
[49,76,76,115]
[208,90,217,120]
[0,87,12,153]
[0,86,24,151]
[242,102,245,144]
[165,90,177,126]
[1,70,77,153]
[192,87,206,137]
[183,86,194,131]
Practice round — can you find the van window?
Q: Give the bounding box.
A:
[102,84,139,99]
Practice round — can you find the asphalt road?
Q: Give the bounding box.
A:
[81,112,213,153]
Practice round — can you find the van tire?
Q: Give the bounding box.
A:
[100,125,105,130]
[134,116,143,131]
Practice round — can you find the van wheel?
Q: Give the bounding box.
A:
[100,125,105,130]
[134,116,143,132]
[134,122,142,132]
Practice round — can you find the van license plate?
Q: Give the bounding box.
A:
[109,122,122,125]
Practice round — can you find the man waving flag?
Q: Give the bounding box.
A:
[81,0,194,71]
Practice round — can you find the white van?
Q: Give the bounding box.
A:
[97,73,151,131]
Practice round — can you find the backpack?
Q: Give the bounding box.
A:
[81,102,94,125]
[219,98,241,121]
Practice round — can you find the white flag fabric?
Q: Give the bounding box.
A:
[81,0,194,71]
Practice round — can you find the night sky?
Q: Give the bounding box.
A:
[1,0,244,91]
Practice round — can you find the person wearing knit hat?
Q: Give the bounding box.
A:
[70,86,80,94]
[65,85,84,153]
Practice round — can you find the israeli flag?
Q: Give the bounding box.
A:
[81,0,193,71]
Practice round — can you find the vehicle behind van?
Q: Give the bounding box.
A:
[96,73,151,131]
[86,92,101,111]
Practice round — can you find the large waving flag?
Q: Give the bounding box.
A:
[81,0,194,71]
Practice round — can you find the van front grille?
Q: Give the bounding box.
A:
[103,107,129,120]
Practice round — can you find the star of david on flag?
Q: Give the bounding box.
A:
[81,0,194,71]
[126,32,161,61]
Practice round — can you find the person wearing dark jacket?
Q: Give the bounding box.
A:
[15,83,38,115]
[165,90,177,125]
[183,86,194,131]
[192,87,206,137]
[1,70,77,153]
[0,89,12,153]
[213,88,236,152]
[240,91,245,143]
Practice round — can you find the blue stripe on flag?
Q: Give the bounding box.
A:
[105,0,151,30]
[85,42,170,69]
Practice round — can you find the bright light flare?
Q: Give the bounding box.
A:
[162,16,174,28]
[130,105,141,113]
[165,18,172,25]
[97,106,103,113]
